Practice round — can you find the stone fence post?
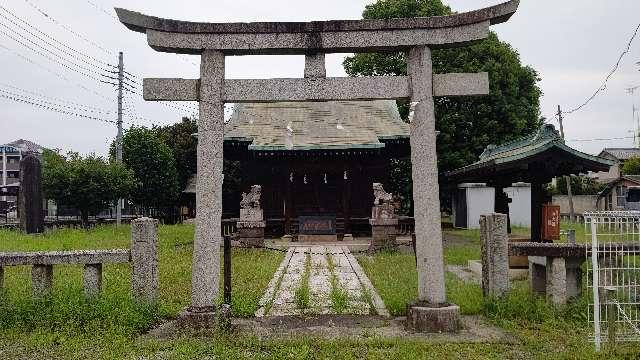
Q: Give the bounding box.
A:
[480,213,509,298]
[131,217,159,303]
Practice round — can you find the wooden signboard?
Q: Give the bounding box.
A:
[299,216,336,235]
[542,204,560,242]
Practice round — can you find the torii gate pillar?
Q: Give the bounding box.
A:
[189,50,225,314]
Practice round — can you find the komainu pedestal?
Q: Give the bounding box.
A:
[238,185,266,248]
[369,183,398,251]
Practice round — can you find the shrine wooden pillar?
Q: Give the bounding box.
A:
[493,184,511,234]
[284,163,293,235]
[530,181,543,243]
[342,164,352,236]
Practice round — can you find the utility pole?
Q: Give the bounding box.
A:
[557,105,575,223]
[626,86,640,147]
[116,52,124,227]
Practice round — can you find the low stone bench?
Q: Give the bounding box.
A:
[509,243,586,305]
[509,242,640,305]
[0,249,130,297]
[0,217,159,301]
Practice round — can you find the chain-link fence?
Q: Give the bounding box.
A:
[585,211,640,351]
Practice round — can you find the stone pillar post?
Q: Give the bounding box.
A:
[546,257,567,305]
[32,264,53,296]
[407,46,446,304]
[83,263,102,297]
[131,217,159,303]
[405,46,459,332]
[190,49,225,314]
[528,256,547,295]
[304,53,326,78]
[19,154,44,234]
[480,213,509,297]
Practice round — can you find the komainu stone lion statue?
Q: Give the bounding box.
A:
[372,183,393,206]
[240,185,261,209]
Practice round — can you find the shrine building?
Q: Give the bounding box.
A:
[221,100,410,237]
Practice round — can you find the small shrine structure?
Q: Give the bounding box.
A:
[446,124,614,242]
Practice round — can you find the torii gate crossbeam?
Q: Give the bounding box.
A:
[116,0,520,332]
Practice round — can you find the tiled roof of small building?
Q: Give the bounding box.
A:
[598,148,640,161]
[224,100,409,151]
[446,124,614,179]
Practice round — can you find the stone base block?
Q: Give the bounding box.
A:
[238,226,265,248]
[177,307,217,329]
[467,260,528,281]
[297,234,338,242]
[240,237,265,248]
[405,302,461,333]
[370,225,397,251]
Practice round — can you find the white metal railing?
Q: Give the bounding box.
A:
[585,211,640,351]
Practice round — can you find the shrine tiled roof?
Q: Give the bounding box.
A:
[446,124,614,180]
[224,100,409,151]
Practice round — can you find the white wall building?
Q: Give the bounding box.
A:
[452,183,531,229]
[504,183,531,227]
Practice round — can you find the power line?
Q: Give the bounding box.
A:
[0,42,112,103]
[82,0,118,21]
[0,92,116,124]
[20,0,198,119]
[0,25,112,83]
[566,135,636,142]
[0,83,113,113]
[0,89,114,120]
[0,18,113,77]
[22,0,114,55]
[565,22,640,114]
[0,5,115,68]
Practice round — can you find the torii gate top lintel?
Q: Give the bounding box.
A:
[115,0,519,55]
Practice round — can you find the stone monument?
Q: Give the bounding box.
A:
[369,183,398,251]
[18,153,44,234]
[479,213,509,298]
[237,185,266,247]
[116,0,520,329]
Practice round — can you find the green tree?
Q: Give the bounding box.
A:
[152,117,243,216]
[622,156,640,175]
[115,126,180,212]
[153,117,198,191]
[343,0,542,214]
[554,176,604,196]
[344,0,542,172]
[42,150,135,227]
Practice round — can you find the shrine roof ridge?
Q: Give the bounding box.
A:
[115,1,518,35]
[246,143,386,151]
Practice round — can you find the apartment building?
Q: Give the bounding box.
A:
[1,139,45,206]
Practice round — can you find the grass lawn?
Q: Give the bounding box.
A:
[1,224,639,359]
[356,223,640,359]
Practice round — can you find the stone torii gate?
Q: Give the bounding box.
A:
[116,0,520,331]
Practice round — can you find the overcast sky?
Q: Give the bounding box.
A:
[1,0,639,156]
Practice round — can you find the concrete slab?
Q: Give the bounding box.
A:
[256,246,389,317]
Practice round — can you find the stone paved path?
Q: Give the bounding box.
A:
[255,246,389,317]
